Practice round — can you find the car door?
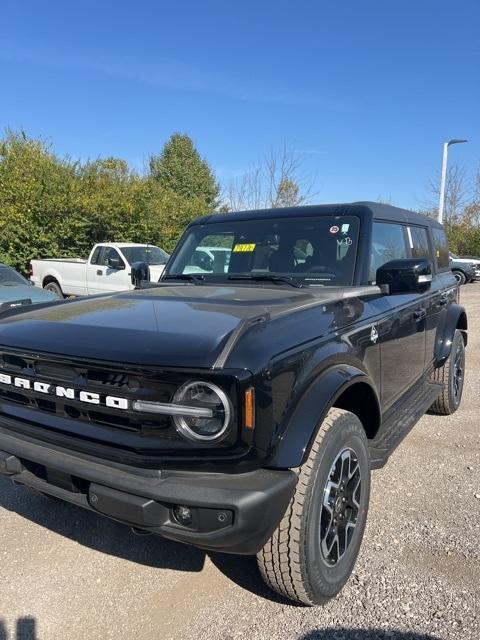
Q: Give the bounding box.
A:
[86,247,130,294]
[424,227,457,367]
[407,224,441,371]
[84,245,105,295]
[369,221,427,409]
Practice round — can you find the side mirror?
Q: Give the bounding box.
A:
[107,255,125,270]
[131,261,150,288]
[376,258,433,294]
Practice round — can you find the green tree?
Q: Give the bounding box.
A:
[149,133,219,209]
[0,130,78,270]
[0,129,213,272]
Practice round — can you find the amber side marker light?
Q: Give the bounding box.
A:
[244,387,255,429]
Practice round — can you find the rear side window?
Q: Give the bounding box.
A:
[90,246,102,265]
[432,228,450,270]
[369,222,408,283]
[407,226,430,259]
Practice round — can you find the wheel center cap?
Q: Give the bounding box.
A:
[335,496,343,512]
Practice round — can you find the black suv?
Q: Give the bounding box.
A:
[0,202,467,605]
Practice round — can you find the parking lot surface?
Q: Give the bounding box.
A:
[0,286,479,640]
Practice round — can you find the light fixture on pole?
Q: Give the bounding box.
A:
[438,139,468,223]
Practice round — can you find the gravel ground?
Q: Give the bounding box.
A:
[0,285,479,640]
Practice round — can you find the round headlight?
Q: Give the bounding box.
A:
[172,381,232,442]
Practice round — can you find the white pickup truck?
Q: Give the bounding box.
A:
[30,243,170,298]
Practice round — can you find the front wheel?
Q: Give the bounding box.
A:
[257,408,370,605]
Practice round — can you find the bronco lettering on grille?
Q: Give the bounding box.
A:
[0,373,129,410]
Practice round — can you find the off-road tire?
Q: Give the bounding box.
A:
[430,329,465,415]
[257,408,370,605]
[44,281,64,298]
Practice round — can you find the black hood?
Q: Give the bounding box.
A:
[0,284,347,368]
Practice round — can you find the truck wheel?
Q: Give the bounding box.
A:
[452,270,466,285]
[44,281,64,298]
[257,408,370,605]
[430,329,465,415]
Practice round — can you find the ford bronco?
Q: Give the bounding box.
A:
[0,202,467,605]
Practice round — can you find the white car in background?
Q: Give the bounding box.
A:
[30,243,170,298]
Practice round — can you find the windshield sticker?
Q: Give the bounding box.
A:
[233,243,256,253]
[329,225,339,234]
[341,223,350,234]
[337,237,352,246]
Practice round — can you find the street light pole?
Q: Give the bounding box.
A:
[438,139,468,224]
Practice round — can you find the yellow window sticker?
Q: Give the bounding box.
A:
[233,243,256,253]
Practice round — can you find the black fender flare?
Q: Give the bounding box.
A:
[267,364,381,469]
[435,303,467,367]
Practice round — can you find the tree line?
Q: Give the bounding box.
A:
[0,130,315,273]
[0,128,479,274]
[0,130,220,272]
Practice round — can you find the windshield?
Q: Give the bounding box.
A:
[166,215,360,286]
[0,266,29,286]
[121,245,170,265]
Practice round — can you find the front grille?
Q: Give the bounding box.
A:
[0,349,178,435]
[0,348,240,463]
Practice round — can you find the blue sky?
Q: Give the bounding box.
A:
[0,0,478,209]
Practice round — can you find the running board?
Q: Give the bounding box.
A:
[369,379,443,469]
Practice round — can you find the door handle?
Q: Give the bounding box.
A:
[97,270,103,276]
[414,308,426,321]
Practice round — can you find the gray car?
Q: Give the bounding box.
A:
[449,256,477,285]
[0,263,56,313]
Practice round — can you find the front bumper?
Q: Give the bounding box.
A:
[0,427,296,555]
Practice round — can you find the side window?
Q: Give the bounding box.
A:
[369,222,408,283]
[432,228,450,271]
[102,248,123,268]
[408,226,430,259]
[90,246,102,265]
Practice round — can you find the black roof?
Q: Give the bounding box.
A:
[192,201,442,229]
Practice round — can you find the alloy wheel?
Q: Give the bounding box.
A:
[452,343,465,403]
[320,448,361,565]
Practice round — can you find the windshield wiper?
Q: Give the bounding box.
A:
[162,274,205,283]
[227,274,304,288]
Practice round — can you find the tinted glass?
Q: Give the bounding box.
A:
[99,248,122,267]
[90,246,102,265]
[0,266,28,286]
[183,234,234,273]
[369,222,408,282]
[408,226,430,259]
[432,228,450,270]
[167,216,361,286]
[121,245,170,265]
